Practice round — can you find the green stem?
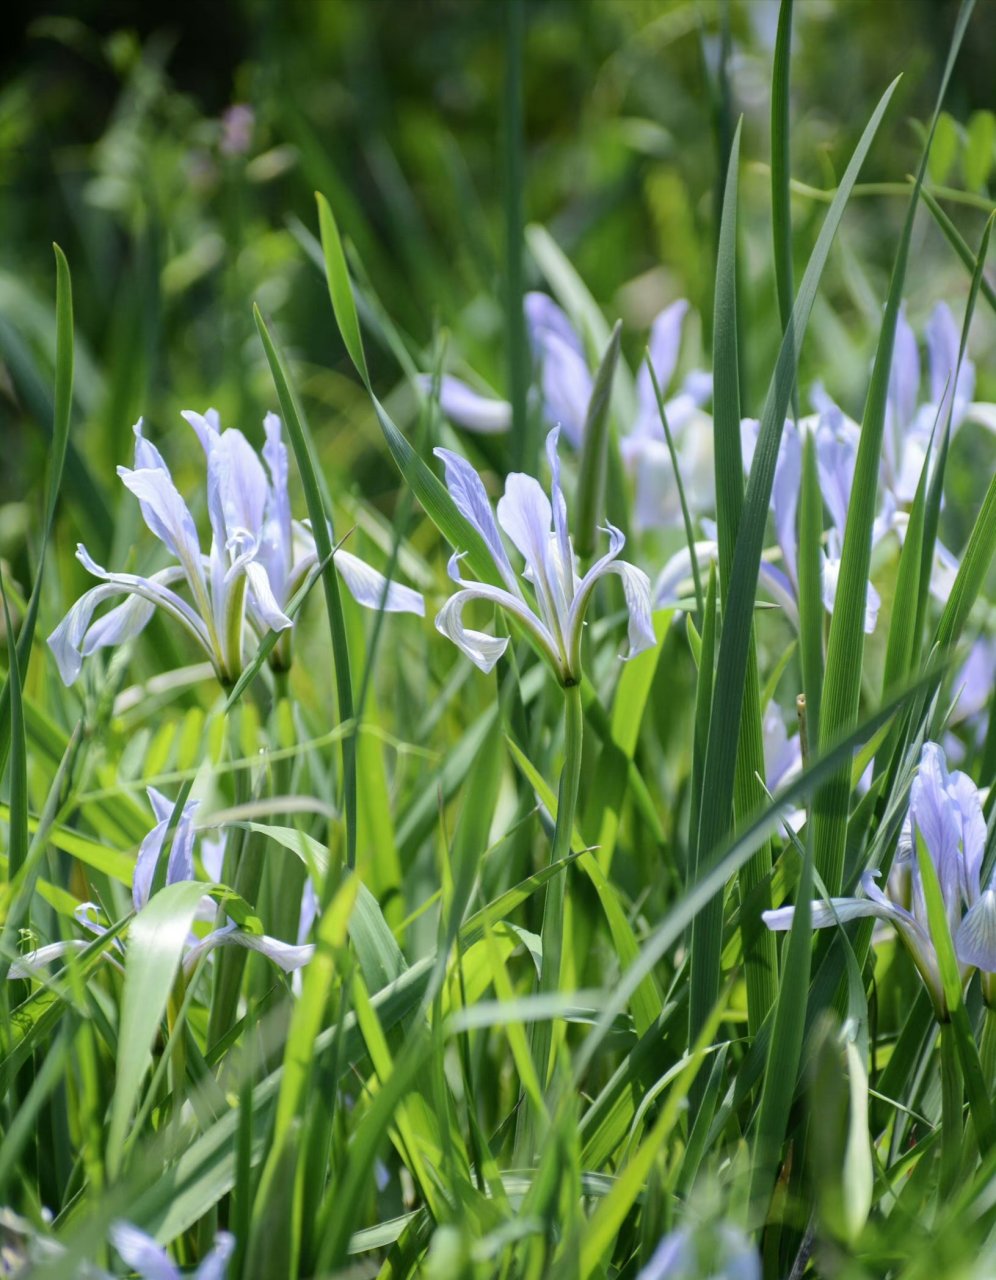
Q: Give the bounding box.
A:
[939,1021,962,1198]
[530,683,584,1097]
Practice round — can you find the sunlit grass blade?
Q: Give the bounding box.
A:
[1,575,27,885]
[813,0,974,897]
[254,304,357,879]
[503,0,531,469]
[105,880,208,1178]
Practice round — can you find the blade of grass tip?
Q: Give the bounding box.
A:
[771,0,797,414]
[798,430,823,751]
[814,0,975,898]
[315,192,504,593]
[749,820,814,1226]
[0,575,27,885]
[693,116,779,1041]
[918,213,993,654]
[682,73,902,1065]
[254,305,357,882]
[575,320,622,564]
[646,356,704,622]
[0,245,73,782]
[921,186,996,316]
[503,0,532,471]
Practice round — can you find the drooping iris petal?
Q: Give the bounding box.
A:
[182,921,314,977]
[956,889,996,973]
[335,549,426,616]
[653,540,718,608]
[423,375,512,435]
[434,592,511,674]
[243,560,294,634]
[6,940,89,981]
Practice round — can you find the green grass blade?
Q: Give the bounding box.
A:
[748,821,813,1223]
[921,186,996,316]
[771,0,796,343]
[798,430,824,750]
[689,75,899,1055]
[814,0,974,896]
[503,0,532,469]
[701,115,779,1034]
[0,246,74,782]
[106,880,208,1178]
[575,320,622,562]
[1,575,27,884]
[254,304,357,879]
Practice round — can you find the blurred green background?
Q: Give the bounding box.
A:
[1,0,993,564]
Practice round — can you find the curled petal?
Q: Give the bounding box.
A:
[763,894,894,933]
[604,560,656,661]
[335,549,425,616]
[434,447,518,589]
[434,591,511,675]
[955,890,996,973]
[182,921,314,976]
[6,940,88,981]
[423,375,512,435]
[48,552,210,685]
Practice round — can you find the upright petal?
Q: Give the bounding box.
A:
[110,1222,179,1280]
[634,299,690,427]
[194,1232,235,1280]
[910,743,960,916]
[117,464,205,588]
[771,423,803,585]
[525,292,583,355]
[434,447,518,589]
[545,428,575,602]
[423,375,512,435]
[887,305,921,448]
[260,411,293,597]
[536,330,592,447]
[335,549,425,616]
[926,302,974,427]
[213,429,269,546]
[181,409,222,458]
[497,472,567,643]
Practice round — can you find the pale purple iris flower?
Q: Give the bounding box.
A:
[426,293,711,480]
[638,1223,760,1280]
[764,741,989,1017]
[884,302,989,506]
[433,427,655,684]
[48,411,423,686]
[620,300,714,531]
[111,1221,233,1280]
[81,787,313,979]
[741,397,883,635]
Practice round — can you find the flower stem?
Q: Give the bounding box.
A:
[527,683,584,1115]
[939,1020,962,1198]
